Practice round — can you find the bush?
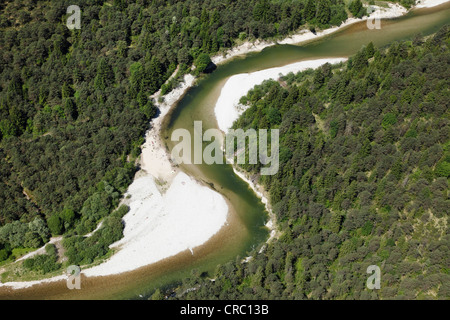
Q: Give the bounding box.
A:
[45,243,57,256]
[434,159,450,178]
[47,214,63,235]
[23,251,60,274]
[349,0,364,18]
[361,221,374,236]
[0,248,9,262]
[63,205,129,265]
[195,53,212,73]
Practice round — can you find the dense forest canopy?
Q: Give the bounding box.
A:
[0,0,356,274]
[170,26,450,300]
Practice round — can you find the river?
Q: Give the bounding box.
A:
[1,2,449,300]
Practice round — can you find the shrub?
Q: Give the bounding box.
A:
[195,53,212,73]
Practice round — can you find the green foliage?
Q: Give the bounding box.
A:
[151,288,164,300]
[349,0,365,18]
[0,249,9,262]
[3,1,342,260]
[382,113,398,130]
[400,0,416,9]
[330,120,339,138]
[23,247,60,274]
[0,0,156,263]
[253,0,272,22]
[317,0,332,26]
[195,53,212,73]
[304,0,317,22]
[129,62,144,99]
[0,218,49,250]
[45,243,57,256]
[47,214,63,236]
[434,158,450,178]
[94,58,114,91]
[63,205,128,266]
[361,221,373,236]
[1,0,447,297]
[330,5,349,26]
[172,27,450,300]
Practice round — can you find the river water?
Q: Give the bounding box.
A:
[1,3,449,300]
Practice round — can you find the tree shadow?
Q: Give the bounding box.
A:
[203,62,217,74]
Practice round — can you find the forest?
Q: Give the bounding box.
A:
[0,0,358,277]
[169,27,450,300]
[0,0,447,300]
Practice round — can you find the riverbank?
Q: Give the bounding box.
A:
[140,73,195,184]
[415,0,449,8]
[215,58,348,249]
[83,171,228,277]
[0,70,230,288]
[211,2,407,66]
[232,168,277,241]
[211,0,450,66]
[215,58,348,133]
